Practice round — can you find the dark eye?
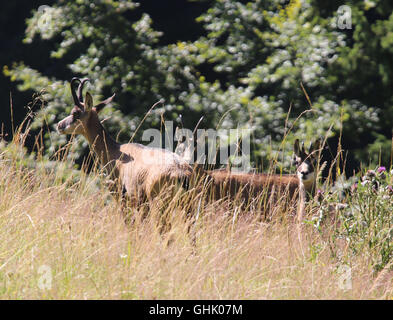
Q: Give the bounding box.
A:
[72,109,81,119]
[292,156,299,166]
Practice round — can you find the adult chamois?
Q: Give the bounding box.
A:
[57,78,193,206]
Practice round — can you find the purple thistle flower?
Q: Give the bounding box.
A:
[377,166,386,174]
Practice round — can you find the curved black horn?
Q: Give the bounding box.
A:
[70,77,82,108]
[77,78,90,103]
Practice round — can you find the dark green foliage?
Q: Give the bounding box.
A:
[335,167,393,272]
[2,0,393,170]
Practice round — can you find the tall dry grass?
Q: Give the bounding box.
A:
[0,141,392,299]
[0,106,392,300]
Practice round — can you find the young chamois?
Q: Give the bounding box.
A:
[206,139,322,221]
[57,78,193,205]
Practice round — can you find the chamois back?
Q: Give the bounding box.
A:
[207,169,300,204]
[117,143,192,202]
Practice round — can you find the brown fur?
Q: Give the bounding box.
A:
[207,169,301,202]
[204,169,302,218]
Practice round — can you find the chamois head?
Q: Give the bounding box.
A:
[57,78,115,135]
[293,138,322,184]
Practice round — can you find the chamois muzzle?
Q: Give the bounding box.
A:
[57,114,74,134]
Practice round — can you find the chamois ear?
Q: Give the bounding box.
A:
[301,141,306,155]
[294,139,301,156]
[85,91,94,111]
[93,93,116,113]
[309,138,322,157]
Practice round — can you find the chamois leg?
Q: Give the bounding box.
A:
[118,185,149,226]
[149,176,195,247]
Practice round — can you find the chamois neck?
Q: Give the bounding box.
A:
[302,179,316,194]
[83,112,120,165]
[297,177,316,222]
[297,181,306,222]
